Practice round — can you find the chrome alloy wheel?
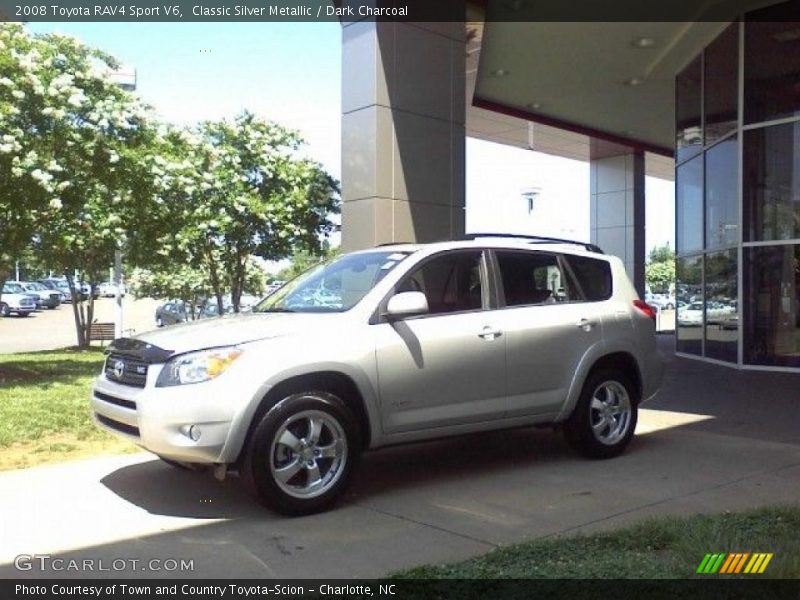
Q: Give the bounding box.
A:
[269,409,348,499]
[589,381,632,446]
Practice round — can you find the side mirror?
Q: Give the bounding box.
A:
[385,291,428,319]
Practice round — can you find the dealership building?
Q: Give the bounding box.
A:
[339,0,800,371]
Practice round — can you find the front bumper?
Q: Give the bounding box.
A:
[91,368,238,464]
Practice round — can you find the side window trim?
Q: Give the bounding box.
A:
[492,248,575,309]
[371,249,491,324]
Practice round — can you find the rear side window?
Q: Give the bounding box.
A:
[564,255,613,301]
[495,251,571,306]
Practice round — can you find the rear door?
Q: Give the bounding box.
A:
[489,249,605,417]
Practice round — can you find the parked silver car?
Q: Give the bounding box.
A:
[92,237,663,515]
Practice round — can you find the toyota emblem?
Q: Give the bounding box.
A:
[113,360,125,380]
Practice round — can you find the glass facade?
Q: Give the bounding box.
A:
[676,156,703,254]
[705,250,738,363]
[676,256,704,356]
[676,56,702,164]
[744,245,800,367]
[705,135,739,250]
[743,122,800,242]
[705,24,739,145]
[744,11,800,125]
[674,5,800,369]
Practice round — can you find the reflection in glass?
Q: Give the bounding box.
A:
[706,136,739,249]
[677,255,704,356]
[676,56,703,163]
[677,155,704,254]
[744,245,800,367]
[745,12,800,125]
[705,250,738,362]
[705,24,738,145]
[743,123,800,242]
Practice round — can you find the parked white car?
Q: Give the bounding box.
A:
[677,301,704,326]
[0,283,37,317]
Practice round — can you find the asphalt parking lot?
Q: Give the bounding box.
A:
[0,297,160,354]
[0,336,798,579]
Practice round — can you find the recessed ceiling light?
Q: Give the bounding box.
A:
[625,77,645,87]
[527,102,541,110]
[490,68,509,77]
[631,37,656,48]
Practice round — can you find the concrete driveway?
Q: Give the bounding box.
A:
[1,336,799,579]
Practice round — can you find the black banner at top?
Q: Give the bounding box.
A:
[0,0,797,23]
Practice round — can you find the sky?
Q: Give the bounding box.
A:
[28,22,675,253]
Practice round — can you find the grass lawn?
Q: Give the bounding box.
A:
[0,348,138,470]
[393,506,800,579]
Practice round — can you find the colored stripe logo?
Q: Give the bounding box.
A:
[696,553,773,574]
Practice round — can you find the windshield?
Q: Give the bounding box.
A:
[255,251,411,313]
[3,283,24,293]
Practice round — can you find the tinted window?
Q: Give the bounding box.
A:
[496,251,571,306]
[676,255,704,356]
[397,251,483,315]
[704,23,738,145]
[743,122,800,242]
[676,55,702,163]
[705,250,738,363]
[677,155,704,254]
[744,244,800,367]
[745,10,800,124]
[705,135,739,249]
[564,255,612,301]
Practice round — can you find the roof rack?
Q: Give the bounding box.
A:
[462,233,604,254]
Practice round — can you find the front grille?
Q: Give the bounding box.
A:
[96,414,140,437]
[94,391,136,410]
[20,298,34,306]
[105,353,148,388]
[49,293,60,301]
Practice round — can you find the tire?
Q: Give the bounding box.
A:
[156,317,164,327]
[242,391,361,516]
[563,368,638,459]
[0,303,9,318]
[158,457,208,472]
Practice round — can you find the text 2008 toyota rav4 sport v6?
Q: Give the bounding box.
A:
[92,236,664,515]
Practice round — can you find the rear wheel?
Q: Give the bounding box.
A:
[564,368,638,459]
[242,392,360,516]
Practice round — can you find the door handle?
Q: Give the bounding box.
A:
[478,326,503,340]
[577,318,596,331]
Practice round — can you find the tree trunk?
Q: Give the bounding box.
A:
[207,252,224,316]
[65,273,86,348]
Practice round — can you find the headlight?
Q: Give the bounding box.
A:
[156,346,243,387]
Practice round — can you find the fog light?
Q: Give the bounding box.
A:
[181,424,202,441]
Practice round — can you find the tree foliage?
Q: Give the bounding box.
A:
[0,24,340,345]
[150,113,340,313]
[646,243,676,293]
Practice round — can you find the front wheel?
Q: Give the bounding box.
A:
[242,392,360,516]
[563,369,638,459]
[0,304,9,317]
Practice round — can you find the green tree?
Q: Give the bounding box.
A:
[646,243,676,294]
[155,113,340,313]
[276,244,341,282]
[0,24,159,344]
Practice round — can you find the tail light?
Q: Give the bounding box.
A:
[633,299,656,321]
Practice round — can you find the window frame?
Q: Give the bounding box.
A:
[488,248,595,309]
[371,248,495,324]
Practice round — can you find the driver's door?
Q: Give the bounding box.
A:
[373,250,507,433]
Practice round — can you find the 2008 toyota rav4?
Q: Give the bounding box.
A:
[92,236,663,515]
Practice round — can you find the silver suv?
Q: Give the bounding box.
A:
[92,236,663,515]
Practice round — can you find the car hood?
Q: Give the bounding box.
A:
[131,312,343,356]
